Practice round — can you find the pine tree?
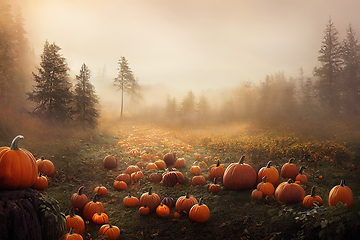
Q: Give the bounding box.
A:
[314,18,343,115]
[341,24,360,115]
[27,41,73,121]
[165,95,177,120]
[74,63,99,126]
[180,91,196,123]
[114,56,140,118]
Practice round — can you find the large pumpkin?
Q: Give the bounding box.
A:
[275,179,305,204]
[257,161,279,187]
[162,170,186,187]
[189,198,210,223]
[223,156,257,190]
[328,179,353,209]
[99,224,120,240]
[175,192,198,213]
[103,155,117,169]
[66,208,85,234]
[139,187,161,212]
[209,160,225,180]
[83,194,104,221]
[0,135,38,190]
[71,186,88,210]
[163,152,176,167]
[280,158,298,180]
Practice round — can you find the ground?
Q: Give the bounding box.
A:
[29,121,360,240]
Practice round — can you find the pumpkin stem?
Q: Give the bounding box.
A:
[77,186,86,195]
[186,192,190,198]
[262,175,267,183]
[148,187,153,195]
[340,179,345,187]
[288,158,294,163]
[69,227,75,234]
[310,186,316,197]
[198,197,203,205]
[40,156,45,160]
[266,161,272,168]
[238,155,245,164]
[10,135,24,150]
[92,193,99,202]
[287,179,294,184]
[299,166,306,174]
[216,160,220,167]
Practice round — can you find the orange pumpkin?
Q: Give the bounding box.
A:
[154,160,166,170]
[251,189,264,200]
[295,166,308,185]
[92,212,109,225]
[190,165,201,175]
[141,153,151,162]
[115,173,131,184]
[60,227,83,240]
[123,192,140,207]
[66,208,85,234]
[149,172,163,183]
[175,192,198,213]
[209,160,225,180]
[328,179,353,209]
[0,135,38,190]
[113,180,127,191]
[162,171,186,187]
[156,203,170,218]
[275,179,305,204]
[174,158,186,168]
[257,176,275,196]
[163,152,176,167]
[280,158,298,180]
[146,162,158,170]
[257,161,279,187]
[189,198,210,223]
[125,165,140,175]
[99,224,120,240]
[36,156,55,177]
[223,156,257,190]
[302,186,323,208]
[71,186,88,210]
[131,171,144,181]
[83,194,104,221]
[192,175,206,186]
[31,172,48,191]
[208,178,221,194]
[94,184,108,196]
[103,155,117,169]
[140,187,161,212]
[139,205,151,216]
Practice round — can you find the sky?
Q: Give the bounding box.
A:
[9,0,360,95]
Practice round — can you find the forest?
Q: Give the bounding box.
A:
[1,1,360,239]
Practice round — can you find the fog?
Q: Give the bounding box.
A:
[7,0,360,119]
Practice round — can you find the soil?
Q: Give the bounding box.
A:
[36,121,360,240]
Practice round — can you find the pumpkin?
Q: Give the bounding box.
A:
[257,161,279,187]
[195,153,202,159]
[83,194,104,221]
[174,158,186,168]
[140,187,161,211]
[0,135,38,190]
[136,161,147,169]
[125,165,140,175]
[99,224,120,240]
[141,153,151,162]
[223,156,257,190]
[295,166,308,185]
[139,205,151,216]
[131,171,144,181]
[190,165,201,175]
[208,178,221,194]
[36,156,55,177]
[103,155,117,169]
[154,160,166,170]
[31,172,48,191]
[115,173,131,184]
[303,186,323,208]
[161,195,175,209]
[192,175,206,186]
[175,192,198,213]
[66,208,85,234]
[156,203,170,218]
[146,162,158,170]
[189,198,210,223]
[71,186,88,210]
[60,227,83,240]
[275,179,305,204]
[209,160,225,180]
[162,170,186,187]
[149,172,163,183]
[328,179,353,209]
[113,180,127,191]
[92,212,109,224]
[163,152,176,167]
[251,189,264,200]
[94,184,108,196]
[123,192,140,207]
[280,158,298,180]
[174,211,181,218]
[257,176,275,196]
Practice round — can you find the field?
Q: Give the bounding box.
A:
[23,120,360,240]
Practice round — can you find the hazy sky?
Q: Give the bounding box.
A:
[10,0,360,92]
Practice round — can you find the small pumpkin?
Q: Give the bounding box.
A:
[328,179,353,209]
[139,205,151,216]
[161,195,175,209]
[125,165,141,175]
[192,175,206,186]
[94,184,108,196]
[60,227,83,240]
[295,166,308,185]
[31,172,48,191]
[175,192,198,213]
[36,156,55,177]
[251,189,264,200]
[154,160,166,170]
[92,212,109,225]
[275,179,305,204]
[163,152,176,167]
[113,180,127,191]
[141,153,151,162]
[208,178,221,194]
[209,160,225,180]
[149,172,163,183]
[146,162,158,170]
[257,161,279,187]
[136,161,147,169]
[115,173,131,184]
[99,224,120,240]
[66,208,85,234]
[83,194,104,221]
[190,165,201,175]
[140,187,161,211]
[131,170,144,181]
[156,203,170,218]
[280,158,298,180]
[71,186,88,210]
[174,158,186,168]
[303,186,323,208]
[257,176,275,196]
[123,192,140,207]
[103,155,117,169]
[0,135,38,190]
[162,170,186,187]
[189,198,210,223]
[223,156,257,190]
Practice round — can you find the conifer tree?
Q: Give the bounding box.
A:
[27,41,73,121]
[74,63,99,126]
